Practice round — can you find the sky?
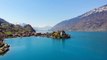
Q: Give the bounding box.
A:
[0,0,107,27]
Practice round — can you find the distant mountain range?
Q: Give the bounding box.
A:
[35,26,52,31]
[51,4,107,31]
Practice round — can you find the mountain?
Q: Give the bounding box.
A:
[19,23,28,27]
[24,24,36,32]
[51,4,107,31]
[0,18,9,24]
[34,26,52,33]
[35,26,52,31]
[0,18,36,32]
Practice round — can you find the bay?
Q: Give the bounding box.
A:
[0,32,107,60]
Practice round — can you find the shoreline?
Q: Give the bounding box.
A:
[0,31,70,55]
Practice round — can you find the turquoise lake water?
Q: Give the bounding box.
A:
[0,32,107,60]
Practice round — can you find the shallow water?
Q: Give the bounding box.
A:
[0,32,107,60]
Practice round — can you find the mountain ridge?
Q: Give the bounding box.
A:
[51,4,107,31]
[0,18,9,24]
[0,18,35,32]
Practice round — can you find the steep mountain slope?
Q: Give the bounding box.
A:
[51,5,107,31]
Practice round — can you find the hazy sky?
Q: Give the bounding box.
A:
[0,0,107,27]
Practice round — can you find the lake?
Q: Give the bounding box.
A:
[0,32,107,60]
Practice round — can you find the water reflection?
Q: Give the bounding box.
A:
[52,38,67,48]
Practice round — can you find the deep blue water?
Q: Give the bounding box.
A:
[0,32,107,60]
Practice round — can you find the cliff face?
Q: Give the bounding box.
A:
[51,5,107,31]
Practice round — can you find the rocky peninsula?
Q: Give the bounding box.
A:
[0,18,70,55]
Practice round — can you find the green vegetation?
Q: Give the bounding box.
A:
[4,32,13,35]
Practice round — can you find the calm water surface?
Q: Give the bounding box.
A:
[0,32,107,60]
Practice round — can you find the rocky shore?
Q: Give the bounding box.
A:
[37,31,71,39]
[0,31,70,39]
[0,39,10,55]
[0,30,70,55]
